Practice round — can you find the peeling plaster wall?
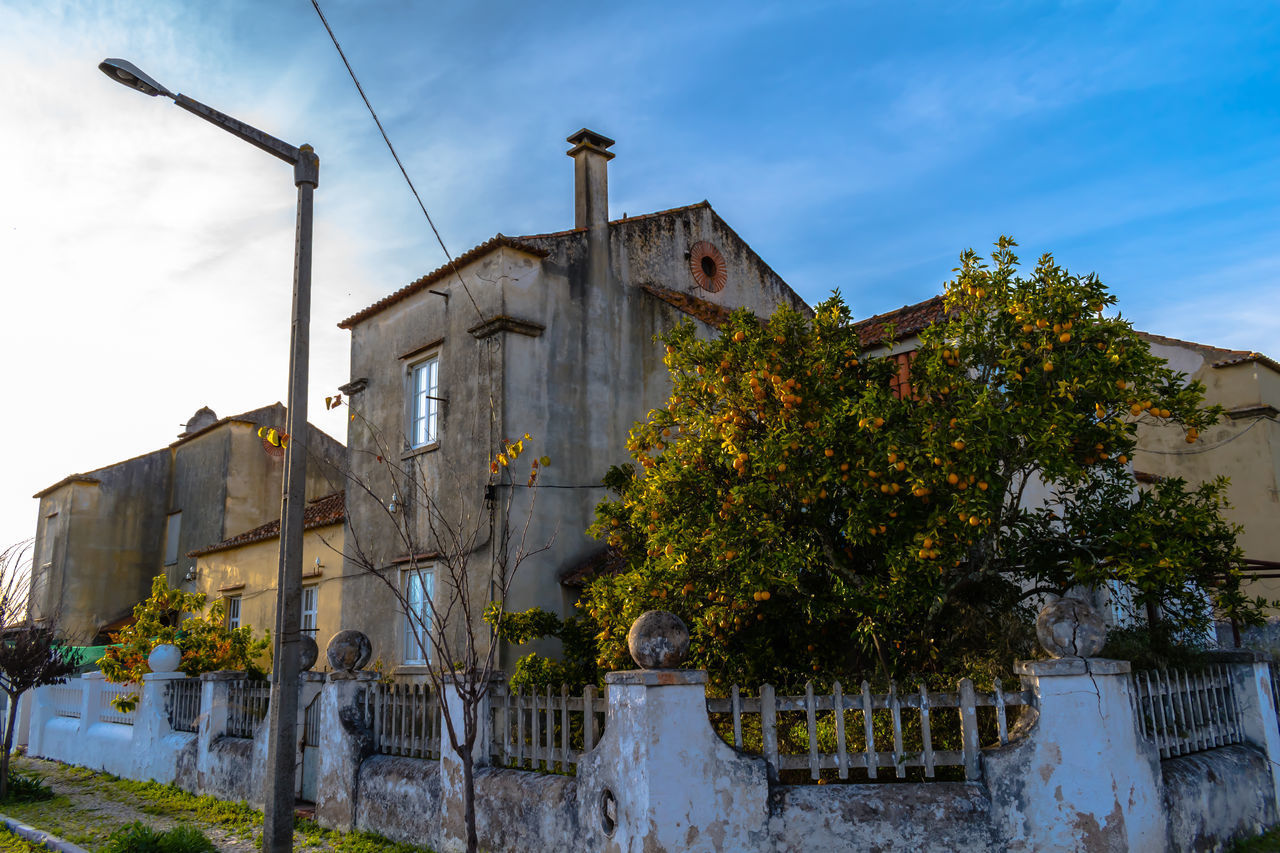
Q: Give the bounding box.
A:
[470,768,578,853]
[354,755,442,848]
[767,782,1000,852]
[1163,745,1278,852]
[197,736,259,806]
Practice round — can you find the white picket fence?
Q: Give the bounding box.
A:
[366,681,442,760]
[706,678,1030,781]
[490,683,605,773]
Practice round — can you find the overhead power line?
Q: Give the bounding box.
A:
[309,0,485,322]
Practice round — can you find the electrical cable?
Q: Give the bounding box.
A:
[1139,416,1267,456]
[309,0,486,323]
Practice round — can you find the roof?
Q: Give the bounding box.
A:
[338,235,549,329]
[559,546,626,588]
[853,296,949,347]
[187,492,345,557]
[517,201,712,241]
[1136,332,1280,373]
[640,283,735,328]
[339,200,811,330]
[32,475,101,499]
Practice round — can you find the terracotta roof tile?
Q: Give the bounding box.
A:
[853,296,949,347]
[559,546,626,588]
[338,235,549,329]
[639,283,736,328]
[188,492,345,557]
[1134,331,1249,364]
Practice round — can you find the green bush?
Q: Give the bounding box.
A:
[101,822,216,853]
[0,772,52,803]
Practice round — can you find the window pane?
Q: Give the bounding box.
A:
[301,586,317,636]
[409,357,440,448]
[164,512,182,566]
[227,596,241,630]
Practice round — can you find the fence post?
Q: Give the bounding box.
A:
[314,669,377,833]
[437,671,504,852]
[984,657,1167,852]
[1209,649,1280,815]
[576,668,770,853]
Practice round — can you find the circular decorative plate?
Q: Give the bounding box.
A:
[689,241,727,292]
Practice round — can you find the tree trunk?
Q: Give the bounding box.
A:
[0,690,19,800]
[462,749,477,853]
[1145,598,1160,630]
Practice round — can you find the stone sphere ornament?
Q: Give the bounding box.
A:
[627,610,690,669]
[326,629,372,673]
[148,643,182,674]
[1036,597,1106,658]
[298,635,319,672]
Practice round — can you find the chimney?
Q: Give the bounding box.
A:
[566,128,615,230]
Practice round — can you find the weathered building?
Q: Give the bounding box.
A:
[1133,333,1280,632]
[336,129,811,673]
[188,491,346,656]
[30,404,344,642]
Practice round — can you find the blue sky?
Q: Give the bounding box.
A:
[1,0,1277,551]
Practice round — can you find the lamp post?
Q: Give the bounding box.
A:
[99,58,315,853]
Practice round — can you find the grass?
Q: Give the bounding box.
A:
[2,757,434,852]
[1234,827,1280,851]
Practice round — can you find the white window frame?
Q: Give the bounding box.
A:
[226,595,241,631]
[300,585,318,638]
[402,567,434,664]
[163,512,182,566]
[408,354,441,449]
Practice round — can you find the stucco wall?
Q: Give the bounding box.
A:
[768,782,999,852]
[1162,745,1278,852]
[32,449,171,640]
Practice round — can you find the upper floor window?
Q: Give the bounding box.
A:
[409,355,440,448]
[164,512,183,566]
[301,585,318,638]
[226,595,242,630]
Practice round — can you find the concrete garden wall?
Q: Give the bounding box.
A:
[23,651,1280,852]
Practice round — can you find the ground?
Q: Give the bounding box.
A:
[0,756,433,852]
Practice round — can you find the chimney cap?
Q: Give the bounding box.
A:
[566,128,615,160]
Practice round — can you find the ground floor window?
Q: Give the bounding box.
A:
[402,568,434,664]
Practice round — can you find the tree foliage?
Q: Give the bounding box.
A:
[583,238,1257,690]
[98,575,270,709]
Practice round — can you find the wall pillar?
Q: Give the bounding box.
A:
[1209,649,1280,814]
[78,671,104,727]
[985,658,1167,852]
[314,670,376,832]
[437,672,503,853]
[132,671,188,784]
[196,670,241,793]
[25,682,58,757]
[576,669,770,853]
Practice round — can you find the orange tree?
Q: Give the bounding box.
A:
[583,237,1260,690]
[99,575,270,709]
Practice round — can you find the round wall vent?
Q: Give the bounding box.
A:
[688,241,727,293]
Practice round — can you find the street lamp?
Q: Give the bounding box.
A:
[100,58,315,853]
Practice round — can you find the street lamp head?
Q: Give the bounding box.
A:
[98,58,173,98]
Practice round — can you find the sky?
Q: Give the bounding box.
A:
[0,0,1277,552]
